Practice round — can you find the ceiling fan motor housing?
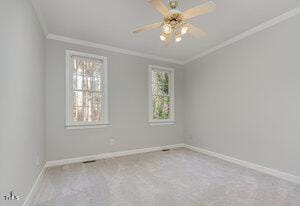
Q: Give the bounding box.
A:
[164,12,184,28]
[164,1,183,28]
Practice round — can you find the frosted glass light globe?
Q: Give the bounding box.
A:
[160,34,167,41]
[175,36,182,42]
[163,24,172,34]
[181,26,188,35]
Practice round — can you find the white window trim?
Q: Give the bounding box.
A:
[148,65,175,125]
[65,50,108,129]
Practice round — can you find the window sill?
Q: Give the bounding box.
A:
[65,123,109,130]
[148,121,175,126]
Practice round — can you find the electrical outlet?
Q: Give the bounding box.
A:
[36,156,40,166]
[110,138,115,145]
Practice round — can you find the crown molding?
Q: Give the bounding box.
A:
[31,0,299,66]
[46,34,185,65]
[183,6,300,64]
[30,0,48,35]
[31,0,184,65]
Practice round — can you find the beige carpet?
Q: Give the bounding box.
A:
[32,148,300,206]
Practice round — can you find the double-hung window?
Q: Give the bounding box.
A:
[66,50,108,129]
[149,65,174,125]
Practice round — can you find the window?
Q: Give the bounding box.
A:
[66,50,108,129]
[149,65,174,125]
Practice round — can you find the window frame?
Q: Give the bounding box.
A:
[148,65,175,125]
[65,50,108,129]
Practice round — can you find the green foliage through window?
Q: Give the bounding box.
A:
[152,70,170,119]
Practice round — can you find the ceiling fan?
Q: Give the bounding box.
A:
[133,0,216,45]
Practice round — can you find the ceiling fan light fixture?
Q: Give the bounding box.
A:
[160,33,167,41]
[162,24,172,34]
[175,33,182,42]
[132,0,216,45]
[181,24,189,35]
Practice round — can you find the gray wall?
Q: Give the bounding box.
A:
[184,15,300,176]
[0,0,46,205]
[46,40,185,161]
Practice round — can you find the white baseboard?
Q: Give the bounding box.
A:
[45,144,184,167]
[184,144,300,184]
[22,143,299,205]
[22,165,46,206]
[22,144,183,205]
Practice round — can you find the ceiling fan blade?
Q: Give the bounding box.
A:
[132,22,162,34]
[183,1,216,20]
[187,24,207,37]
[149,0,171,17]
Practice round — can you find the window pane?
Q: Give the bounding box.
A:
[152,71,158,95]
[84,92,93,107]
[73,74,77,90]
[92,77,101,91]
[92,104,101,121]
[153,96,170,120]
[93,63,102,77]
[73,91,83,107]
[82,76,91,90]
[152,70,169,96]
[73,106,84,122]
[93,93,101,107]
[84,61,93,76]
[84,107,92,122]
[76,76,83,90]
[73,59,77,73]
[76,62,83,75]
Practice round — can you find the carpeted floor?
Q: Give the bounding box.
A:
[31,148,300,206]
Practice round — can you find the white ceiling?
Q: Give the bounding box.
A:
[35,0,299,62]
